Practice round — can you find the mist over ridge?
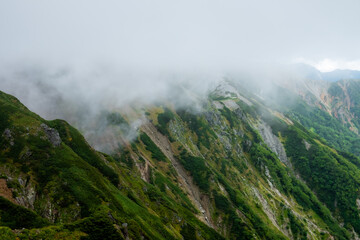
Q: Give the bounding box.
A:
[2,2,360,239]
[1,0,360,150]
[1,0,359,114]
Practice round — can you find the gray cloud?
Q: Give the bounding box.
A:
[0,1,359,151]
[1,0,359,68]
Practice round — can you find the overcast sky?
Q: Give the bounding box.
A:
[1,0,360,71]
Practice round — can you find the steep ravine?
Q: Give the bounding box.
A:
[141,120,213,227]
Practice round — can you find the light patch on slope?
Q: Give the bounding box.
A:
[257,121,291,167]
[212,101,224,110]
[221,99,239,110]
[213,80,253,106]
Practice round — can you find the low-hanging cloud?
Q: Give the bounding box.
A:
[0,0,359,151]
[0,63,224,151]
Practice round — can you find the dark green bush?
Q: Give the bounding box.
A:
[213,191,230,213]
[0,197,49,229]
[140,133,167,162]
[156,107,174,136]
[176,110,216,149]
[179,151,210,192]
[106,112,128,127]
[180,223,196,240]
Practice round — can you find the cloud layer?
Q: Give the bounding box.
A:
[1,0,360,68]
[0,1,359,151]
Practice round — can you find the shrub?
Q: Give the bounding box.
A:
[179,151,210,192]
[0,197,49,229]
[140,133,167,162]
[156,107,174,136]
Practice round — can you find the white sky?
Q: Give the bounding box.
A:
[0,0,360,71]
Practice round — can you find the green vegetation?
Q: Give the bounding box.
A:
[285,208,307,240]
[346,80,360,129]
[2,85,360,239]
[0,197,49,229]
[115,149,134,168]
[213,191,231,213]
[215,173,287,240]
[140,132,167,162]
[281,123,358,237]
[222,104,350,238]
[50,120,120,186]
[156,107,175,136]
[66,208,124,240]
[220,106,236,128]
[287,100,360,156]
[152,171,196,212]
[177,109,216,149]
[180,223,197,240]
[0,225,86,240]
[0,227,16,240]
[175,106,290,239]
[179,150,211,192]
[106,112,129,127]
[249,143,292,194]
[0,90,225,239]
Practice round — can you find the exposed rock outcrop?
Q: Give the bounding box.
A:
[41,123,61,147]
[2,128,14,146]
[257,121,291,167]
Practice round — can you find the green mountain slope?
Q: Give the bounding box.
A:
[280,78,360,156]
[0,91,222,240]
[1,82,360,240]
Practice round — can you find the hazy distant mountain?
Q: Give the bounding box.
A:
[321,69,360,82]
[290,63,360,82]
[290,63,323,80]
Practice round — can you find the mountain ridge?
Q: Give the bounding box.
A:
[1,79,360,239]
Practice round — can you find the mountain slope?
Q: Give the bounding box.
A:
[322,70,360,82]
[1,83,359,239]
[276,77,360,156]
[0,91,222,239]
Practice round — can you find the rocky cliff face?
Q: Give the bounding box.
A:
[256,120,291,167]
[326,80,360,134]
